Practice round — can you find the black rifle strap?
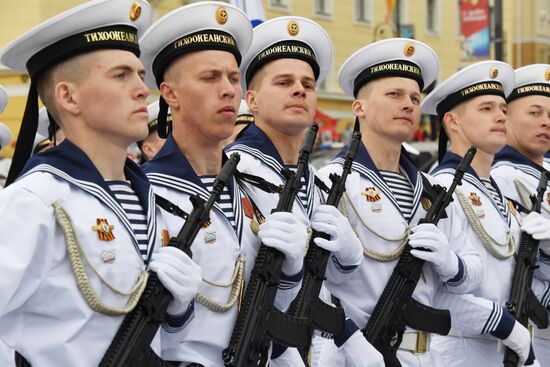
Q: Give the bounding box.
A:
[14,352,31,367]
[235,171,283,194]
[313,175,330,194]
[506,197,530,215]
[154,194,190,220]
[420,173,448,220]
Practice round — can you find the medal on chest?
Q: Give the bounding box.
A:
[242,196,265,235]
[362,187,382,212]
[469,192,485,218]
[91,218,115,241]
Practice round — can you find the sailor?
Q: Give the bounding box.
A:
[491,63,550,366]
[0,1,202,365]
[422,60,550,367]
[140,2,309,365]
[226,16,383,366]
[316,38,484,366]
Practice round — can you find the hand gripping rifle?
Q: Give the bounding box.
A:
[222,123,318,367]
[503,170,550,367]
[99,153,241,367]
[362,146,477,367]
[284,125,362,345]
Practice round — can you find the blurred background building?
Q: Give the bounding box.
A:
[0,0,549,158]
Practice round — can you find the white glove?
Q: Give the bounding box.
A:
[521,212,550,251]
[340,330,385,367]
[258,211,308,275]
[149,246,202,316]
[311,205,363,266]
[409,223,459,280]
[501,321,531,366]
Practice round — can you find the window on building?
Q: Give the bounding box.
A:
[426,0,440,34]
[314,0,333,17]
[355,0,373,23]
[269,0,290,11]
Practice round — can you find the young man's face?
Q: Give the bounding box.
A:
[247,58,317,137]
[447,94,508,155]
[164,50,242,143]
[356,77,421,144]
[75,50,150,146]
[507,95,550,160]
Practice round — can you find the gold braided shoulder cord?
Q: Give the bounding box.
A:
[194,253,245,313]
[341,192,410,262]
[53,202,149,316]
[514,179,550,215]
[455,189,515,260]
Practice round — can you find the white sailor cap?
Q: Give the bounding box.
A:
[0,0,153,185]
[0,123,12,151]
[420,60,515,161]
[140,1,253,138]
[421,60,514,117]
[240,16,332,89]
[338,38,439,97]
[507,64,550,102]
[236,99,253,125]
[0,85,7,114]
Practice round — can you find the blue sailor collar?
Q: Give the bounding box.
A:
[20,139,157,265]
[227,123,315,217]
[142,133,237,205]
[335,140,419,186]
[332,141,423,223]
[494,145,546,173]
[143,133,246,240]
[434,151,510,224]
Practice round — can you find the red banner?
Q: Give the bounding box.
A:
[459,0,490,58]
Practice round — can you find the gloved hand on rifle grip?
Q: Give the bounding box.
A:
[340,330,385,367]
[149,246,202,316]
[521,212,550,253]
[258,211,308,276]
[409,223,459,281]
[501,320,531,366]
[311,204,363,267]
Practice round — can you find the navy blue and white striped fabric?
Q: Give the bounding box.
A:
[480,178,507,218]
[379,169,415,221]
[200,176,236,229]
[108,181,149,261]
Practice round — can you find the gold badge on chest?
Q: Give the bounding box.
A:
[91,218,115,241]
[362,187,382,212]
[469,192,482,206]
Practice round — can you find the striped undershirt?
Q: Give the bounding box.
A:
[480,178,507,218]
[200,176,236,229]
[286,165,309,212]
[108,181,148,261]
[380,169,414,221]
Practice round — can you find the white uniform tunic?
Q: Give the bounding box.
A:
[315,143,483,367]
[492,146,550,366]
[0,140,166,367]
[430,152,550,367]
[142,135,301,366]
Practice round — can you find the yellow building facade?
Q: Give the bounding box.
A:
[0,0,547,156]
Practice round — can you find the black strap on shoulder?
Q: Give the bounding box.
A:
[234,171,282,194]
[154,194,189,220]
[314,175,330,194]
[507,197,530,214]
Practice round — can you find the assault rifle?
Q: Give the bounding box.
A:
[362,146,477,367]
[284,125,362,345]
[222,123,319,367]
[503,170,550,367]
[99,153,241,367]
